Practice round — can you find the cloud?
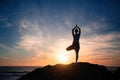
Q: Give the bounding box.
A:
[64,19,71,26]
[0,57,9,61]
[14,18,72,65]
[14,18,120,66]
[0,17,12,27]
[17,19,44,50]
[0,43,18,65]
[81,21,109,37]
[0,43,16,54]
[15,19,54,61]
[81,32,120,54]
[80,31,120,65]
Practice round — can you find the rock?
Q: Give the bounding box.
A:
[18,62,112,80]
[113,67,120,80]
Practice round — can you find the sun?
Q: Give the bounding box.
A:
[57,54,69,64]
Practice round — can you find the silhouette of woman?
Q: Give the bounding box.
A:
[66,25,81,63]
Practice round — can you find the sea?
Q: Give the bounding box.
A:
[0,66,119,80]
[0,66,40,80]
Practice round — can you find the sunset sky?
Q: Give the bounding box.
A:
[0,0,120,66]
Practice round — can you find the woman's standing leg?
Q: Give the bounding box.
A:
[75,44,80,63]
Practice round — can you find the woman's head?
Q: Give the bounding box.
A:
[75,28,78,33]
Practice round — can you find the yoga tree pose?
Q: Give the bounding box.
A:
[66,25,81,63]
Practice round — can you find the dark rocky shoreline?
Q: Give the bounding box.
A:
[18,62,120,80]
